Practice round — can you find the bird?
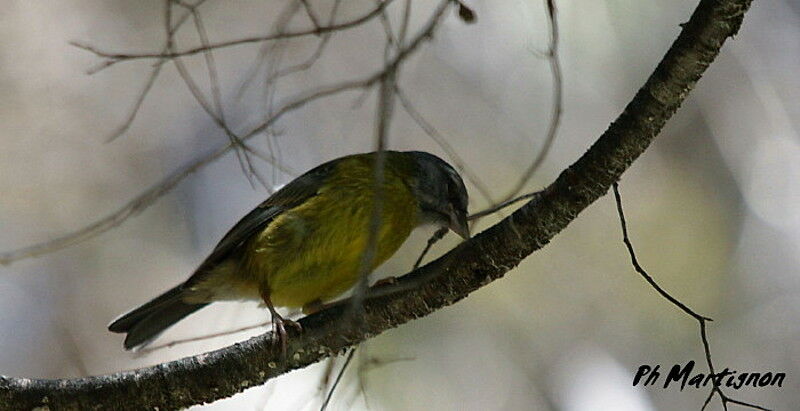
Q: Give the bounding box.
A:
[108,150,470,352]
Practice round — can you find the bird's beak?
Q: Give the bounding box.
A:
[449,209,470,239]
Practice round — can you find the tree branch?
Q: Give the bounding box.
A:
[0,0,753,409]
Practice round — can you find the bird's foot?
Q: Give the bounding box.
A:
[271,314,302,357]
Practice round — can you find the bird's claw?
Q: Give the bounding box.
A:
[271,315,302,357]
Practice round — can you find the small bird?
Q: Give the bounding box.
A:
[108,151,469,351]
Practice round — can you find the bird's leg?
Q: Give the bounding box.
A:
[260,289,301,356]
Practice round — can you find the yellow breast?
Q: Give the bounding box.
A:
[241,156,419,308]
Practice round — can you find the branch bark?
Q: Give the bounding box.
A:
[0,0,753,409]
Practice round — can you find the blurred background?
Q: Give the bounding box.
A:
[1,0,798,409]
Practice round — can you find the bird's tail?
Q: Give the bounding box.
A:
[108,284,208,350]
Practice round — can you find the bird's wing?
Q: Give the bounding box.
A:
[190,160,338,278]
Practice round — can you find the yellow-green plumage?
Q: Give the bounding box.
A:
[109,150,469,350]
[192,154,419,308]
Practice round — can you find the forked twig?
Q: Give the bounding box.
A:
[613,182,769,411]
[71,1,396,65]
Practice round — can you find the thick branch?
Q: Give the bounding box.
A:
[0,0,752,409]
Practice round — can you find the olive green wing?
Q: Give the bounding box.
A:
[190,160,338,276]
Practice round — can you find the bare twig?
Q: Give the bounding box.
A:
[300,0,322,32]
[413,227,448,270]
[320,347,356,411]
[137,321,270,355]
[170,0,268,189]
[374,0,398,62]
[103,63,166,141]
[72,1,396,66]
[468,191,542,221]
[320,345,417,411]
[479,0,562,214]
[95,0,207,142]
[395,86,495,206]
[350,0,451,317]
[397,0,413,46]
[612,183,769,411]
[387,3,491,273]
[351,67,396,320]
[235,0,301,99]
[263,0,343,88]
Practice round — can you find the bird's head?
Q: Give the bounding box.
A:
[405,151,470,239]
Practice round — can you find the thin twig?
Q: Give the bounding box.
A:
[263,0,343,88]
[351,72,395,318]
[104,63,165,141]
[613,183,711,321]
[481,0,562,213]
[98,0,206,142]
[300,0,322,31]
[374,0,397,62]
[320,348,356,411]
[349,0,452,314]
[397,0,413,46]
[136,321,270,355]
[72,1,396,66]
[468,191,541,221]
[413,227,448,270]
[395,86,494,206]
[355,0,452,304]
[171,0,267,189]
[235,0,301,99]
[320,345,417,411]
[613,182,769,411]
